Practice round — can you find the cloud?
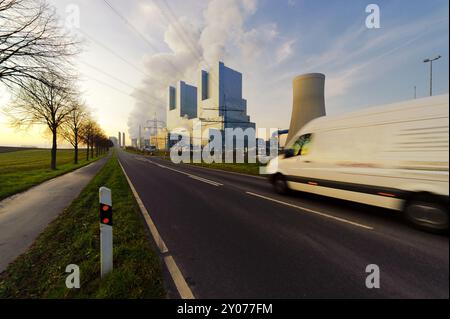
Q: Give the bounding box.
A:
[272,8,448,103]
[127,17,202,138]
[127,0,294,137]
[199,0,261,65]
[276,39,296,64]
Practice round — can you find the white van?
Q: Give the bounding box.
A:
[266,94,449,232]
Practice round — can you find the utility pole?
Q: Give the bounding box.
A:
[138,125,142,150]
[143,115,166,150]
[154,112,157,147]
[423,55,441,96]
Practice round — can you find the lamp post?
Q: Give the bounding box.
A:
[423,55,441,96]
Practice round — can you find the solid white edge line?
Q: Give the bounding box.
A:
[163,255,195,299]
[119,161,168,253]
[118,159,195,299]
[246,191,374,230]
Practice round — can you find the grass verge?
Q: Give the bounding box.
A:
[124,146,264,175]
[188,161,262,176]
[0,154,165,298]
[0,149,104,201]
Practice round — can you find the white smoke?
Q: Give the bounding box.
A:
[127,0,281,139]
[127,15,202,138]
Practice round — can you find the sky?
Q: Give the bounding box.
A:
[0,0,448,147]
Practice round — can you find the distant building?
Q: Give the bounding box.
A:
[150,128,169,150]
[167,61,255,147]
[197,61,254,131]
[131,138,138,148]
[168,81,197,120]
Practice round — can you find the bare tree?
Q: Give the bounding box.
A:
[0,0,79,89]
[93,127,108,157]
[79,118,113,159]
[61,99,87,164]
[5,71,75,169]
[80,118,95,161]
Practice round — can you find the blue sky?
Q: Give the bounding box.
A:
[0,0,448,146]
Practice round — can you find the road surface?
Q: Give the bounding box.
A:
[118,150,448,299]
[0,156,109,273]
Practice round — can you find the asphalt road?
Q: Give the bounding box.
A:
[118,150,448,299]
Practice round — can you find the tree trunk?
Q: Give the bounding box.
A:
[74,143,78,164]
[86,140,89,161]
[74,131,78,164]
[51,127,57,170]
[90,138,94,158]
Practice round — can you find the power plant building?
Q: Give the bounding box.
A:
[167,61,255,146]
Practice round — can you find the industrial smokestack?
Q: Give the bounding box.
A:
[122,132,126,148]
[118,132,121,148]
[286,73,326,146]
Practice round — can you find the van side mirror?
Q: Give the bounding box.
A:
[284,149,294,158]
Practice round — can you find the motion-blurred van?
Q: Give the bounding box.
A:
[266,94,449,232]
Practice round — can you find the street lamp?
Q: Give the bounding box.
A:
[423,55,441,96]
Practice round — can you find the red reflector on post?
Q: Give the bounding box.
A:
[99,203,112,226]
[99,186,113,278]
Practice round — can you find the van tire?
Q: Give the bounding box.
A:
[273,174,290,195]
[403,195,449,233]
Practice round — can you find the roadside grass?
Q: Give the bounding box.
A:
[0,154,165,298]
[189,161,263,176]
[124,147,169,158]
[124,146,265,175]
[0,149,101,201]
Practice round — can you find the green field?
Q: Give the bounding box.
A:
[0,149,101,201]
[0,154,165,298]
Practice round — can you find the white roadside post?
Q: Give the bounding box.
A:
[99,187,113,277]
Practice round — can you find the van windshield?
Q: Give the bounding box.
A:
[285,133,312,158]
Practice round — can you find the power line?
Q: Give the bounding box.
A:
[156,0,204,64]
[85,74,132,97]
[80,60,165,105]
[77,28,151,79]
[78,27,177,104]
[154,0,231,130]
[203,107,245,112]
[84,74,162,107]
[155,0,220,88]
[102,0,185,79]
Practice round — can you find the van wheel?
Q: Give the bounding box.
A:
[273,174,289,195]
[403,196,449,233]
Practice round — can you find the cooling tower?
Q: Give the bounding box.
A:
[286,73,326,146]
